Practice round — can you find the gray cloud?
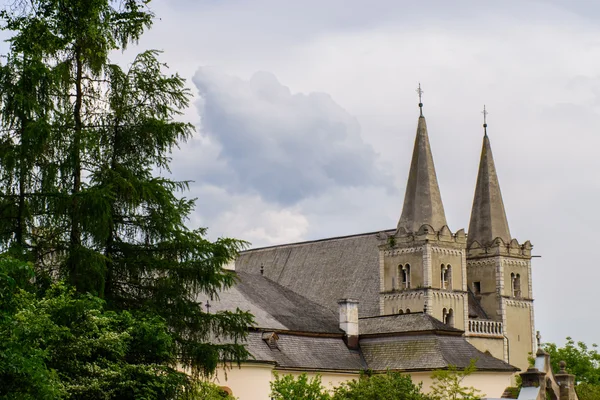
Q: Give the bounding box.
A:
[191,69,390,205]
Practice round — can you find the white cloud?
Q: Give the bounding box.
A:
[190,68,391,205]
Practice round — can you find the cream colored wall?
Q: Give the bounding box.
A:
[411,371,514,398]
[467,336,505,362]
[383,251,423,291]
[431,253,463,290]
[502,262,531,298]
[383,291,425,314]
[209,363,274,400]
[429,293,466,330]
[466,262,500,320]
[505,303,534,372]
[209,363,514,400]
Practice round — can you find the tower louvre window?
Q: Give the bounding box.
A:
[512,273,521,298]
[473,281,481,295]
[441,264,452,289]
[400,264,411,289]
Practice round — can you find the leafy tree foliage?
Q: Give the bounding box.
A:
[428,361,483,400]
[574,382,600,400]
[332,371,427,400]
[192,381,238,400]
[543,337,600,384]
[0,257,194,399]
[543,337,600,400]
[270,373,331,400]
[0,0,253,387]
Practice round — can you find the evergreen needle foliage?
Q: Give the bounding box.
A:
[0,0,254,395]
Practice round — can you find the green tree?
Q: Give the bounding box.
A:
[543,337,600,385]
[332,370,427,400]
[543,337,600,400]
[428,361,483,400]
[0,257,195,399]
[0,0,253,384]
[574,382,600,400]
[192,381,237,400]
[270,373,331,400]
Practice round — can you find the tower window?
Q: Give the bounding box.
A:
[441,264,452,290]
[473,281,481,295]
[512,273,521,298]
[406,308,411,313]
[443,308,454,327]
[401,264,411,289]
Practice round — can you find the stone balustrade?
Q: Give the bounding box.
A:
[468,319,503,336]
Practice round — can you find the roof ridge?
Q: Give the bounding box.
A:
[240,229,396,253]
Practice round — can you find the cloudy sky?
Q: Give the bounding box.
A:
[3,0,599,346]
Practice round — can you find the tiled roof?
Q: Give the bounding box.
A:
[360,334,516,372]
[359,313,463,335]
[244,331,365,371]
[199,271,341,333]
[235,230,394,318]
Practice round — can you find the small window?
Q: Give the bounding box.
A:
[473,281,481,295]
[398,309,404,314]
[401,264,411,289]
[405,308,411,313]
[511,273,521,298]
[443,308,454,327]
[441,264,452,290]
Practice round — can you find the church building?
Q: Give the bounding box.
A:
[204,96,537,399]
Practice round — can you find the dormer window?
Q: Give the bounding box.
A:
[441,264,452,290]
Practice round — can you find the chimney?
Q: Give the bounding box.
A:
[338,299,359,350]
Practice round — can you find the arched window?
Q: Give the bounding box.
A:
[401,264,411,289]
[444,308,454,327]
[513,273,521,298]
[405,308,411,313]
[441,264,452,290]
[398,309,404,314]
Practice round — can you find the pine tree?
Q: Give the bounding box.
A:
[0,0,253,379]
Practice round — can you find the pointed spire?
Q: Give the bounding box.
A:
[468,108,511,247]
[397,87,448,233]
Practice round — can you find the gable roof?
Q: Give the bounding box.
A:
[201,271,341,334]
[235,230,393,318]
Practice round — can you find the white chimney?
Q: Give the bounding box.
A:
[338,299,359,349]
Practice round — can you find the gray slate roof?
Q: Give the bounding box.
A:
[244,331,365,371]
[236,231,393,318]
[360,334,517,372]
[200,271,341,333]
[398,115,448,233]
[467,134,512,247]
[359,313,463,335]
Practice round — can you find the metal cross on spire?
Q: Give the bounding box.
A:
[482,105,489,135]
[416,83,424,116]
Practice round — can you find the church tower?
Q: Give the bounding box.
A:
[466,112,535,372]
[379,89,469,330]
